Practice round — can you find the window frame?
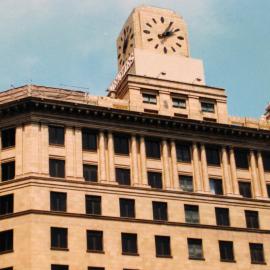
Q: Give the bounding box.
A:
[219,241,235,262]
[0,194,14,215]
[50,227,68,250]
[234,148,249,169]
[49,126,65,146]
[121,233,138,255]
[142,93,157,104]
[179,175,194,192]
[249,243,265,264]
[155,235,171,258]
[116,168,131,186]
[49,158,65,178]
[85,195,101,215]
[172,97,186,109]
[82,128,97,151]
[176,143,191,163]
[1,161,15,182]
[184,205,199,224]
[119,198,135,218]
[145,138,161,159]
[83,164,98,182]
[114,133,130,155]
[152,201,168,221]
[201,101,215,113]
[148,171,163,189]
[209,178,223,195]
[245,210,259,229]
[205,145,220,166]
[239,181,252,198]
[50,191,67,212]
[187,238,204,260]
[1,127,15,149]
[0,230,13,254]
[86,230,103,253]
[51,265,69,270]
[215,207,230,226]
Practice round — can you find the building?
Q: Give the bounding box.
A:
[1,5,270,270]
[265,104,270,120]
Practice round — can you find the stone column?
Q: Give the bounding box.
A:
[131,135,139,186]
[200,144,210,193]
[140,136,148,186]
[192,142,202,192]
[257,151,268,198]
[107,131,116,183]
[74,128,83,178]
[99,130,107,182]
[250,150,261,198]
[162,139,171,189]
[221,147,233,195]
[229,147,240,195]
[15,125,23,176]
[65,127,75,178]
[170,140,179,189]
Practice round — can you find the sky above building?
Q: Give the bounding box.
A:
[0,0,269,118]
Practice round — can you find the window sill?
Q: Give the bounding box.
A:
[0,249,13,255]
[49,143,65,147]
[251,261,266,265]
[177,160,191,164]
[115,153,130,157]
[156,255,173,259]
[0,212,14,216]
[122,252,139,256]
[49,176,65,179]
[87,250,105,254]
[50,210,67,213]
[146,157,161,160]
[51,247,69,251]
[1,146,15,151]
[189,257,205,261]
[221,259,236,263]
[82,149,97,152]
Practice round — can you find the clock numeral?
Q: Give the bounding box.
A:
[171,47,176,52]
[152,18,157,24]
[147,38,153,42]
[118,54,121,59]
[130,34,134,39]
[164,47,167,54]
[155,44,159,49]
[146,23,152,28]
[178,36,184,40]
[160,16,165,23]
[143,30,151,34]
[176,42,182,47]
[130,43,134,47]
[174,28,180,32]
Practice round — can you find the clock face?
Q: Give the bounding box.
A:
[118,25,134,67]
[142,16,186,55]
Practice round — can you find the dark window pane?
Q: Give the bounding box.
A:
[1,161,15,182]
[267,184,270,198]
[155,236,171,257]
[51,265,69,270]
[179,175,193,192]
[249,243,265,263]
[0,194,13,215]
[215,208,230,226]
[153,202,168,221]
[86,195,101,215]
[172,98,186,108]
[262,152,270,171]
[120,198,135,218]
[121,233,137,254]
[0,230,13,253]
[82,129,97,151]
[50,192,67,212]
[51,227,67,249]
[114,134,130,155]
[148,172,162,189]
[188,238,203,259]
[145,138,160,159]
[1,128,15,149]
[210,179,223,195]
[245,210,259,229]
[201,102,215,113]
[143,93,157,104]
[49,126,64,145]
[88,267,104,270]
[49,159,65,178]
[176,143,191,162]
[0,267,13,270]
[235,149,249,169]
[219,241,234,261]
[239,182,252,198]
[83,164,98,182]
[87,230,103,251]
[116,168,130,186]
[206,146,220,166]
[185,205,199,224]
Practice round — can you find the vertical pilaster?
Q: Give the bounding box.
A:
[192,142,202,192]
[200,144,210,193]
[162,139,171,189]
[257,151,268,198]
[140,136,148,186]
[107,131,116,183]
[99,130,107,182]
[65,127,75,178]
[229,147,240,195]
[131,135,139,186]
[170,140,179,189]
[221,147,233,195]
[15,125,23,176]
[75,128,83,178]
[250,150,262,198]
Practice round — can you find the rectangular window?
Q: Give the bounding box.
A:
[152,201,168,221]
[215,208,230,226]
[245,210,259,229]
[249,243,265,264]
[51,265,69,270]
[49,159,65,178]
[210,178,223,195]
[1,161,15,182]
[82,128,97,151]
[262,152,270,171]
[155,236,171,257]
[49,126,64,145]
[239,182,252,198]
[176,143,191,162]
[50,192,67,212]
[0,230,13,253]
[184,205,199,224]
[201,101,215,113]
[120,198,135,218]
[206,146,220,166]
[0,268,13,270]
[87,230,103,252]
[219,241,234,262]
[234,149,249,169]
[121,233,138,255]
[88,267,104,270]
[145,138,160,159]
[116,168,131,186]
[142,93,157,104]
[51,227,68,249]
[187,238,203,260]
[148,172,162,189]
[179,175,193,192]
[83,164,98,182]
[114,134,130,155]
[172,98,186,109]
[267,184,270,198]
[1,128,15,149]
[86,195,101,215]
[0,194,13,215]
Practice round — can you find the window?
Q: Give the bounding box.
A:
[234,149,249,169]
[201,101,215,113]
[267,184,270,198]
[1,161,15,182]
[210,178,223,195]
[51,227,68,249]
[88,267,104,270]
[219,241,235,262]
[121,233,138,255]
[262,152,270,171]
[215,208,230,226]
[176,143,191,162]
[239,182,252,198]
[172,98,186,108]
[155,236,171,257]
[142,93,157,104]
[184,205,199,224]
[49,126,64,145]
[206,146,220,166]
[87,230,103,252]
[120,198,135,218]
[86,195,101,215]
[152,201,168,221]
[187,238,203,260]
[50,192,66,212]
[148,172,162,189]
[245,210,259,229]
[82,128,97,151]
[249,243,265,264]
[145,138,160,159]
[0,230,13,253]
[114,134,129,155]
[51,265,69,270]
[1,128,15,149]
[116,168,131,186]
[179,175,193,192]
[0,268,13,270]
[83,164,98,182]
[0,194,13,215]
[49,159,65,178]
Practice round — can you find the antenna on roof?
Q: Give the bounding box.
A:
[59,84,90,92]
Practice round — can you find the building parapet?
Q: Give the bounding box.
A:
[229,116,270,130]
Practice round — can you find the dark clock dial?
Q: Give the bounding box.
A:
[118,25,134,66]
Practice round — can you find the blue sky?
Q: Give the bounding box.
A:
[0,0,269,118]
